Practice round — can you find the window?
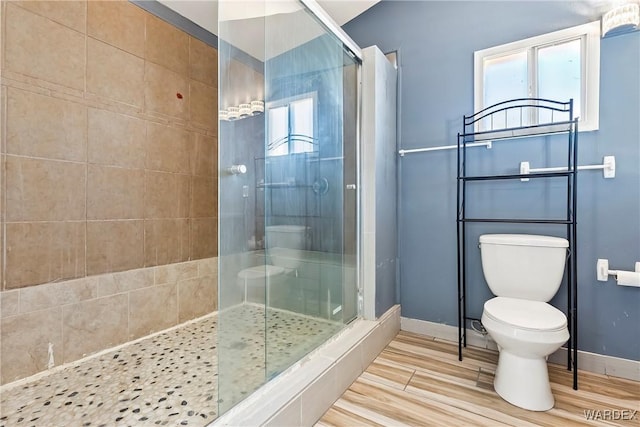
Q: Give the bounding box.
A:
[474,21,600,132]
[267,94,316,156]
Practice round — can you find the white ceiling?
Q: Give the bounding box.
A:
[314,0,380,27]
[159,0,378,35]
[158,0,380,61]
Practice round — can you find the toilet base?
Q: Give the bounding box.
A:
[493,350,554,411]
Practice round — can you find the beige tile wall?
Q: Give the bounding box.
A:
[0,1,220,384]
[1,0,219,290]
[0,257,218,384]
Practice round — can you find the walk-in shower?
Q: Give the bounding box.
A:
[0,1,361,424]
[217,0,360,414]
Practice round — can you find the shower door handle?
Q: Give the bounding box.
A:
[346,184,357,190]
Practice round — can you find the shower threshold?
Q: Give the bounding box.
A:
[0,304,342,427]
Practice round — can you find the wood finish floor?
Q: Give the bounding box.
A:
[318,331,640,427]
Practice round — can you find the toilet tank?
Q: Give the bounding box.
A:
[479,234,568,302]
[265,225,308,250]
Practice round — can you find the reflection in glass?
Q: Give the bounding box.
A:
[267,95,316,156]
[268,106,289,156]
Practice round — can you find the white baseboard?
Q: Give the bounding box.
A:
[547,347,640,382]
[400,316,640,382]
[400,316,499,351]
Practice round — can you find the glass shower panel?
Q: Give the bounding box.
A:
[217,0,268,415]
[262,0,358,379]
[217,0,358,416]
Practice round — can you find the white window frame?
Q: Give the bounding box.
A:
[474,21,600,132]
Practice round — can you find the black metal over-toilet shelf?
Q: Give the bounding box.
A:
[456,98,579,390]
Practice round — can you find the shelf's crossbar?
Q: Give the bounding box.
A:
[459,218,572,224]
[460,120,574,139]
[460,171,573,181]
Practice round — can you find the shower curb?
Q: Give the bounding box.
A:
[211,304,401,426]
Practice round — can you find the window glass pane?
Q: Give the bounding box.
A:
[268,106,288,156]
[290,97,314,153]
[483,51,528,129]
[538,39,581,123]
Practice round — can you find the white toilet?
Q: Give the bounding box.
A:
[237,225,308,304]
[479,234,570,411]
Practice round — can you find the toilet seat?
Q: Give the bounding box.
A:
[483,297,567,332]
[237,265,286,305]
[237,265,285,280]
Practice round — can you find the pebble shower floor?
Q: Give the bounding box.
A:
[0,304,342,426]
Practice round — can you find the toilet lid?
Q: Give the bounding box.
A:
[238,265,285,279]
[484,297,567,331]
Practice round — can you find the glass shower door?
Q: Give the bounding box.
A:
[217,2,268,414]
[217,0,359,415]
[262,0,359,380]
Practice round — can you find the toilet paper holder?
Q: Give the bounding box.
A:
[596,258,640,282]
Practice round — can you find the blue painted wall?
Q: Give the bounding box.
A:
[345,1,640,360]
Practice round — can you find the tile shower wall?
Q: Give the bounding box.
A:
[0,1,218,384]
[0,258,218,385]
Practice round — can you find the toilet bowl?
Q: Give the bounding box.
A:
[479,234,569,411]
[481,297,569,411]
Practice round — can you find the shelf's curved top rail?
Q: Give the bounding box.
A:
[464,98,574,131]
